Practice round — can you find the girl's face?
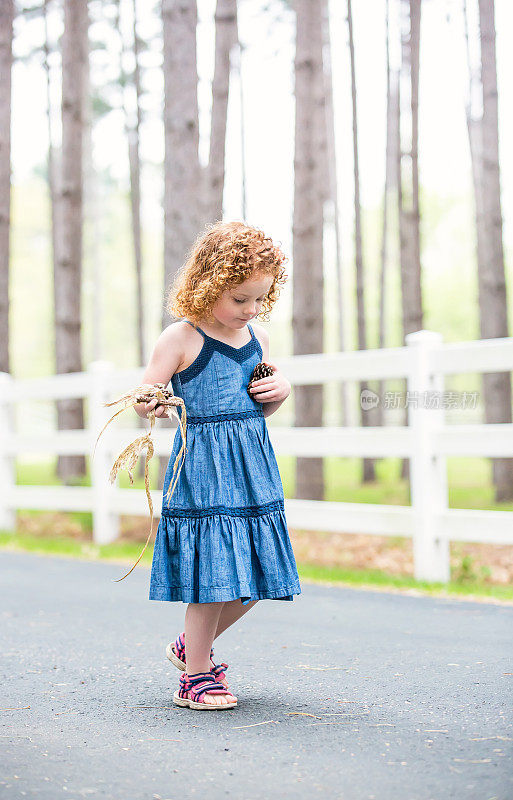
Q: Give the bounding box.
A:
[210,272,273,330]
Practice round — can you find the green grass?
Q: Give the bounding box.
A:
[2,531,512,604]
[298,562,513,603]
[0,530,155,566]
[15,454,513,516]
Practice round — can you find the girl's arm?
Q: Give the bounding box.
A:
[134,324,184,419]
[249,325,291,418]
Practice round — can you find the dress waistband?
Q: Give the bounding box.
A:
[161,499,284,518]
[185,409,264,425]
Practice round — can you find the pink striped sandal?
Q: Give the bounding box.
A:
[166,631,230,688]
[173,671,237,710]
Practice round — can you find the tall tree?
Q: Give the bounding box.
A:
[321,0,347,426]
[160,0,203,486]
[377,0,399,426]
[55,0,88,481]
[83,1,103,366]
[161,0,202,332]
[0,0,13,376]
[292,0,325,501]
[43,0,63,351]
[235,41,247,220]
[465,0,512,500]
[347,0,375,482]
[115,0,145,368]
[205,0,238,225]
[397,0,422,484]
[479,0,512,500]
[463,0,486,300]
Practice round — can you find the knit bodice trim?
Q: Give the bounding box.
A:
[175,320,262,385]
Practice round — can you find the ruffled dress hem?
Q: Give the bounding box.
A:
[148,582,302,605]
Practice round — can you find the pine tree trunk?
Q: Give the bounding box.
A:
[398,0,423,484]
[43,0,63,363]
[347,0,375,482]
[205,0,238,225]
[322,0,347,427]
[463,0,487,294]
[130,0,145,369]
[160,0,203,489]
[377,0,395,427]
[237,43,247,220]
[477,0,513,500]
[56,0,88,481]
[83,3,102,364]
[292,0,325,501]
[0,0,13,376]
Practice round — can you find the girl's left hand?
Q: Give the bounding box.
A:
[249,363,291,403]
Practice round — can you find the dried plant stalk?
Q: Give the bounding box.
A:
[93,383,187,581]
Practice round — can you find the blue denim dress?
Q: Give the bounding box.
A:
[148,319,302,605]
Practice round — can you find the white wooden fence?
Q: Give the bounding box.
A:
[1,329,513,583]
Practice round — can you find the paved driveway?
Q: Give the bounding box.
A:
[1,551,512,799]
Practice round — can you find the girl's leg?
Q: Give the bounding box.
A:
[213,598,259,640]
[184,601,236,706]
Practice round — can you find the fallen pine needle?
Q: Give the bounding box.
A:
[289,665,343,671]
[469,736,512,742]
[0,706,31,711]
[423,729,449,733]
[145,738,182,742]
[453,758,491,764]
[285,712,322,719]
[232,720,279,729]
[322,713,353,717]
[368,723,395,727]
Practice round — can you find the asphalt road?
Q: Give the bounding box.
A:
[1,550,512,800]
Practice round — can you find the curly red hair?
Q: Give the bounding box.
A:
[165,220,288,324]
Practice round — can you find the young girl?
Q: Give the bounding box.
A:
[135,220,301,710]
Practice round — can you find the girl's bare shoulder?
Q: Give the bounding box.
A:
[172,319,207,373]
[250,321,269,359]
[141,319,198,385]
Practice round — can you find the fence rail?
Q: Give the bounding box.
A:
[1,329,512,583]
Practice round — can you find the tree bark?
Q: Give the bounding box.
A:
[347,0,375,482]
[377,0,395,427]
[56,0,88,481]
[0,0,13,376]
[43,0,62,363]
[398,0,423,485]
[292,0,325,500]
[160,0,203,488]
[205,0,238,225]
[322,0,347,427]
[114,0,148,478]
[477,0,512,500]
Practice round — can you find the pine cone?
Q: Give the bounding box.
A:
[247,362,274,397]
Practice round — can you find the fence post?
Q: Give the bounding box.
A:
[0,372,16,533]
[89,360,118,544]
[406,330,449,582]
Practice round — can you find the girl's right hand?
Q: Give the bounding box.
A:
[144,399,166,418]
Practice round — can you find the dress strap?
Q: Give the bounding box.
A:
[185,319,207,338]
